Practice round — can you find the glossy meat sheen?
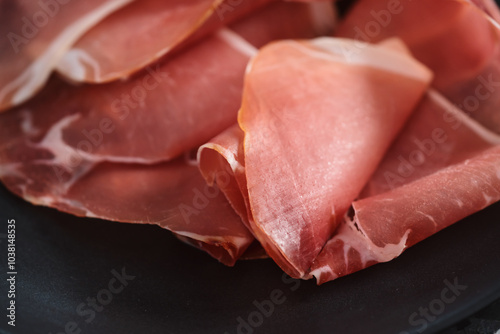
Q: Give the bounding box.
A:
[310,91,500,284]
[337,0,500,133]
[199,38,432,278]
[56,0,273,83]
[0,0,133,111]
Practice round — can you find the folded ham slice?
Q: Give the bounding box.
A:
[309,90,500,284]
[56,0,273,83]
[198,37,432,278]
[0,0,133,112]
[337,0,500,133]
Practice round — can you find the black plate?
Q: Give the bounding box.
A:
[1,183,500,334]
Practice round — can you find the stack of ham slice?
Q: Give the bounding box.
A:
[0,1,336,266]
[1,0,499,284]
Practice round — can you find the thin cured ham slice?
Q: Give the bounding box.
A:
[0,0,134,112]
[0,1,335,170]
[2,154,252,265]
[337,0,500,133]
[310,90,500,284]
[56,0,273,83]
[198,37,432,278]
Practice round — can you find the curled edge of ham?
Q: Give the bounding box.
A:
[0,0,134,112]
[309,90,500,284]
[55,0,233,83]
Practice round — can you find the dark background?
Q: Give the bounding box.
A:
[0,183,499,334]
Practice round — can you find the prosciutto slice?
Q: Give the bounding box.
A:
[56,0,273,83]
[0,0,133,112]
[198,37,432,278]
[1,152,251,265]
[337,0,500,133]
[310,90,500,284]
